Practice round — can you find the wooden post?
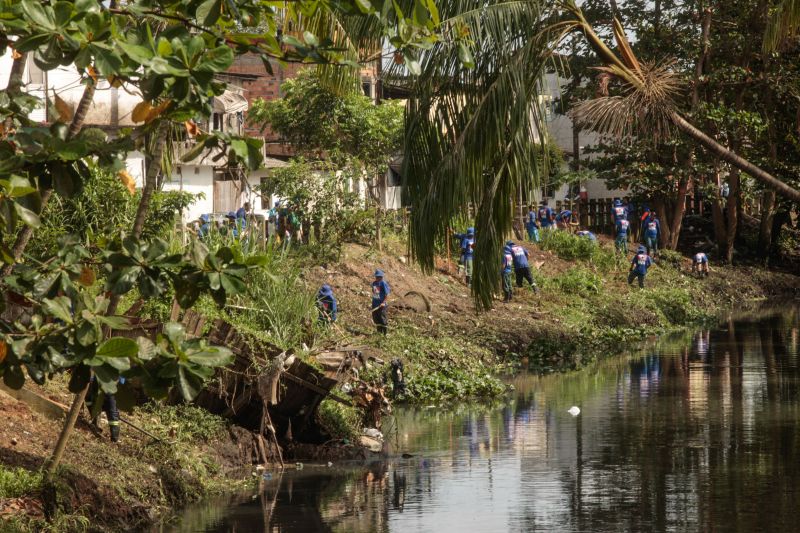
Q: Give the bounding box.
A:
[445,228,451,273]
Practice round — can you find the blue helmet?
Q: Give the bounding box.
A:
[319,284,333,296]
[374,269,384,278]
[467,227,475,236]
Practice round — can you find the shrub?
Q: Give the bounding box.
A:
[318,399,362,440]
[539,230,618,271]
[137,403,227,443]
[633,287,707,325]
[0,466,44,498]
[554,267,603,296]
[657,249,684,268]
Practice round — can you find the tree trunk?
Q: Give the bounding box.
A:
[769,209,791,260]
[709,164,728,256]
[375,206,382,251]
[668,177,689,249]
[2,81,97,277]
[132,123,169,238]
[652,198,671,248]
[757,190,776,261]
[48,120,169,472]
[722,169,740,263]
[46,384,90,473]
[671,112,800,203]
[3,53,27,133]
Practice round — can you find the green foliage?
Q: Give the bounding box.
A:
[539,230,618,271]
[223,248,318,350]
[657,249,684,268]
[260,158,374,256]
[30,163,200,260]
[1,235,252,400]
[634,287,707,326]
[0,466,44,498]
[552,266,603,296]
[138,402,227,443]
[374,327,508,403]
[1,513,90,533]
[248,70,404,174]
[318,399,362,440]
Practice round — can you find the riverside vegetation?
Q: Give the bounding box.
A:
[2,200,798,532]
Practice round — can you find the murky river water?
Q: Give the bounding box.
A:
[157,305,800,532]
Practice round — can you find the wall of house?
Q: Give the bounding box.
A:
[227,54,379,155]
[162,166,216,222]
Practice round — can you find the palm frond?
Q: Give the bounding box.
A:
[765,0,800,52]
[302,8,386,93]
[397,0,557,310]
[571,60,681,143]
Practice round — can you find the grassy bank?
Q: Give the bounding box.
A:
[0,384,253,532]
[2,231,797,531]
[303,232,800,405]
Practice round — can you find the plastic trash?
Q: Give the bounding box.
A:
[295,462,304,470]
[327,462,333,467]
[263,472,273,480]
[568,406,581,416]
[363,428,383,440]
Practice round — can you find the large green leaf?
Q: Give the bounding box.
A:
[96,337,138,359]
[177,365,203,400]
[197,46,234,73]
[186,346,233,367]
[42,296,73,324]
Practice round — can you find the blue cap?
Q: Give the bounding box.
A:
[505,240,514,248]
[614,199,622,206]
[374,269,384,278]
[467,227,475,235]
[638,245,646,252]
[319,284,333,296]
[226,211,236,218]
[200,214,210,223]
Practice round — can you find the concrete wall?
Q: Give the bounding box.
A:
[162,167,216,223]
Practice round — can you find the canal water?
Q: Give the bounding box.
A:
[157,305,800,532]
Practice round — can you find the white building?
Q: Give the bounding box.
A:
[0,52,292,225]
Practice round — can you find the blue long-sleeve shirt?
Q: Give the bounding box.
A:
[631,252,653,275]
[371,279,391,308]
[510,245,529,268]
[502,251,514,274]
[526,211,538,228]
[643,216,660,238]
[317,293,338,322]
[538,206,553,228]
[612,204,628,222]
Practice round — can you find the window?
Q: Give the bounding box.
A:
[362,80,373,98]
[260,177,271,209]
[212,113,223,131]
[387,167,402,187]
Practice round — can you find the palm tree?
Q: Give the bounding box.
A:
[400,0,800,309]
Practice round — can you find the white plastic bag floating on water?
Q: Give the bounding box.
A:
[567,406,581,416]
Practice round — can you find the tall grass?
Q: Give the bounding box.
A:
[222,242,318,350]
[538,230,619,271]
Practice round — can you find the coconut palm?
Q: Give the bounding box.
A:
[399,0,800,309]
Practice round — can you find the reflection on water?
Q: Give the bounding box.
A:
[157,306,800,533]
